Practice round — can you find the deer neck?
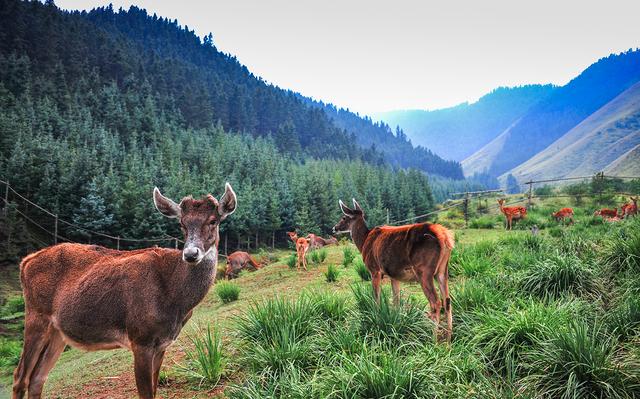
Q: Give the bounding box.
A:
[171,237,219,313]
[350,218,370,252]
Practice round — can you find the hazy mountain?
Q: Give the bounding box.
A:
[375,85,555,161]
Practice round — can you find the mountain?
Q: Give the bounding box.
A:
[462,49,640,177]
[604,144,640,176]
[375,85,555,161]
[505,81,640,183]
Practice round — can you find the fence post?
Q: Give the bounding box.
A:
[3,180,8,215]
[224,234,228,255]
[527,182,533,209]
[116,236,120,250]
[463,192,470,228]
[386,208,390,225]
[53,214,58,245]
[174,238,178,249]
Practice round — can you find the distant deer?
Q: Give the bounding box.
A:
[333,199,455,342]
[224,251,264,279]
[307,233,338,249]
[498,199,527,230]
[12,184,237,399]
[594,208,618,219]
[551,207,574,224]
[620,196,638,218]
[288,231,309,271]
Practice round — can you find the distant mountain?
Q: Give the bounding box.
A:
[375,85,555,161]
[505,81,640,183]
[462,50,640,177]
[604,144,640,176]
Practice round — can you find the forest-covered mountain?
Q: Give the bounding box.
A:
[375,85,555,161]
[1,0,473,253]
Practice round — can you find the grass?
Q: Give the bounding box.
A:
[353,257,370,281]
[286,253,297,269]
[215,281,240,304]
[341,246,356,267]
[310,248,328,264]
[0,338,21,370]
[324,264,339,283]
[180,325,225,387]
[519,253,597,298]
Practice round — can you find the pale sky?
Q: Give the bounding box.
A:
[56,0,640,115]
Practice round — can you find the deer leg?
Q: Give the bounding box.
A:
[371,271,382,305]
[25,328,65,399]
[436,267,452,343]
[391,279,401,306]
[133,345,156,399]
[420,273,441,337]
[12,314,50,399]
[152,350,166,397]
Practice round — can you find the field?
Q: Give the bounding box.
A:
[1,195,640,398]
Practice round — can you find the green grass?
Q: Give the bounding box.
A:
[179,325,225,388]
[519,253,597,299]
[310,248,328,264]
[353,257,370,281]
[215,281,240,304]
[324,264,339,283]
[0,338,21,370]
[286,253,297,269]
[341,246,356,267]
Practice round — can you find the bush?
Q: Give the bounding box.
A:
[180,325,225,387]
[216,281,240,304]
[324,264,339,283]
[354,258,370,281]
[286,253,297,269]
[342,246,356,267]
[519,254,596,298]
[310,248,328,264]
[522,321,640,399]
[0,338,22,370]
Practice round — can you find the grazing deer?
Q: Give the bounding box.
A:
[307,233,338,249]
[333,199,455,342]
[620,196,638,218]
[498,199,527,230]
[12,184,237,399]
[551,207,574,224]
[594,208,618,219]
[224,251,264,279]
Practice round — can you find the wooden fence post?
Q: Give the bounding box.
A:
[386,208,390,225]
[54,214,58,245]
[463,192,470,228]
[175,238,178,249]
[527,182,533,209]
[3,180,8,215]
[224,234,228,255]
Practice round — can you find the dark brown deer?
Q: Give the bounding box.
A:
[333,199,455,342]
[224,251,264,279]
[307,233,338,249]
[12,184,237,399]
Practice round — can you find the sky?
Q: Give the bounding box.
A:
[56,0,640,115]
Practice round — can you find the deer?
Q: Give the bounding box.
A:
[620,196,638,219]
[12,184,237,399]
[594,208,618,219]
[287,232,309,271]
[333,199,455,342]
[497,199,527,230]
[224,251,265,279]
[307,233,338,250]
[551,207,574,225]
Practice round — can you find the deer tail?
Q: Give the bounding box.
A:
[249,257,262,269]
[429,224,455,250]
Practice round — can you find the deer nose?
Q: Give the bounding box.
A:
[183,247,200,263]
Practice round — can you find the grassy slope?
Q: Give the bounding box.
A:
[1,194,639,398]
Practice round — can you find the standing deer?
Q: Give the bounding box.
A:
[12,184,237,399]
[620,196,638,218]
[287,232,309,271]
[594,208,618,219]
[307,233,338,249]
[551,207,574,224]
[333,199,455,342]
[498,199,527,230]
[224,251,264,279]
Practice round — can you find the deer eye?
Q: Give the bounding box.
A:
[209,219,217,225]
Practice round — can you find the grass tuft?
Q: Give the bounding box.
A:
[354,258,371,281]
[180,325,225,387]
[341,246,356,267]
[519,253,596,298]
[215,281,240,304]
[286,254,297,269]
[324,264,339,283]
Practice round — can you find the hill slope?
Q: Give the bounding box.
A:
[462,50,640,177]
[604,144,640,176]
[504,81,640,182]
[375,85,555,161]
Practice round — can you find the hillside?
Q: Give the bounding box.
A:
[375,85,555,161]
[604,144,640,176]
[462,50,640,177]
[505,81,640,183]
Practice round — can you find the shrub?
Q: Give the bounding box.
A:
[216,281,240,304]
[0,338,21,370]
[310,248,328,264]
[354,258,370,281]
[324,264,339,283]
[342,246,356,267]
[519,254,596,298]
[180,325,225,387]
[286,253,297,269]
[522,321,640,399]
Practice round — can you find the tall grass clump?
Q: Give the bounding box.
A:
[450,250,493,278]
[602,222,640,274]
[469,215,496,229]
[0,296,25,319]
[519,253,596,298]
[303,291,350,324]
[0,338,22,370]
[324,264,339,283]
[522,321,640,399]
[215,281,240,303]
[606,295,640,341]
[286,253,297,269]
[354,258,370,281]
[180,325,225,387]
[452,278,505,312]
[228,364,318,399]
[342,246,356,267]
[310,248,328,264]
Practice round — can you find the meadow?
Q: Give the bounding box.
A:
[1,195,640,398]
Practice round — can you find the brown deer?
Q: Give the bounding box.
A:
[498,199,527,230]
[551,207,574,224]
[12,184,237,399]
[620,196,638,218]
[333,199,455,342]
[287,232,309,270]
[224,251,264,279]
[594,208,618,219]
[307,233,338,249]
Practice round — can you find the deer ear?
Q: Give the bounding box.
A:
[153,187,181,218]
[352,198,363,213]
[339,199,353,216]
[217,182,237,220]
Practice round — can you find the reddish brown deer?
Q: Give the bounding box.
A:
[498,199,527,230]
[620,196,638,218]
[333,199,455,342]
[224,251,264,279]
[594,208,618,219]
[307,233,338,249]
[551,207,574,224]
[295,237,310,271]
[12,184,237,399]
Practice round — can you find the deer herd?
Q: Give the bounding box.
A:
[10,183,638,398]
